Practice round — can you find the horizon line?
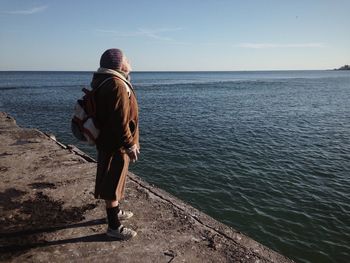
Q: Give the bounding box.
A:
[0,68,338,73]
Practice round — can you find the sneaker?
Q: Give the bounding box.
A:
[106,225,137,240]
[118,210,133,220]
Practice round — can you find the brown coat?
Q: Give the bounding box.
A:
[91,73,139,200]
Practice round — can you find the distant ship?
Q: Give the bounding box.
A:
[335,65,350,70]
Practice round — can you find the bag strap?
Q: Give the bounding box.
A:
[88,76,133,98]
[80,77,115,120]
[94,77,115,92]
[83,77,114,96]
[111,75,133,97]
[95,67,134,95]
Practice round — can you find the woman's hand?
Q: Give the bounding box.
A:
[126,144,140,163]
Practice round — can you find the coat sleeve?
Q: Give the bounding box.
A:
[110,80,134,149]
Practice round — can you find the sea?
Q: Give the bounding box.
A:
[0,70,349,263]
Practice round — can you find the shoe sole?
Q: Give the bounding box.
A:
[106,231,137,240]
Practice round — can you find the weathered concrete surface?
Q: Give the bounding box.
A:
[0,112,294,263]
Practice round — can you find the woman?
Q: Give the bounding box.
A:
[91,48,140,240]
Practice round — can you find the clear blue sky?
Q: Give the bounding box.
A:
[0,0,349,71]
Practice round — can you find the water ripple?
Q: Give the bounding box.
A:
[1,71,350,263]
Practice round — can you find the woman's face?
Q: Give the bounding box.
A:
[121,57,132,75]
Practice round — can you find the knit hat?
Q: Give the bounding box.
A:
[100,48,124,70]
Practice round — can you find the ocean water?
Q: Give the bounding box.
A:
[0,70,349,263]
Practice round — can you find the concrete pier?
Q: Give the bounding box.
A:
[0,112,293,262]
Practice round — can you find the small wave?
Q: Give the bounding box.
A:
[0,84,85,91]
[133,79,291,89]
